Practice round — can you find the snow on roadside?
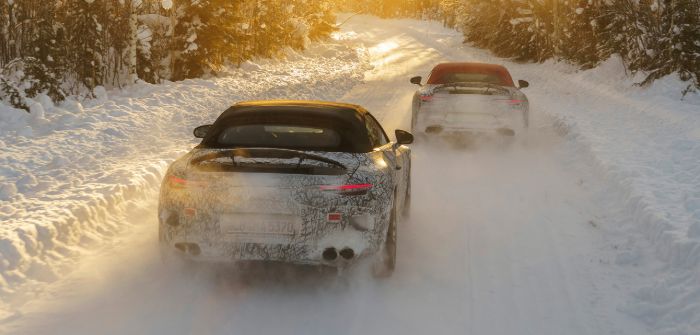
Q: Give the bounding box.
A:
[510,56,700,334]
[398,14,700,333]
[0,39,371,305]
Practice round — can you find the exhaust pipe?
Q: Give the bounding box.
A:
[322,247,338,261]
[425,125,443,134]
[174,243,201,256]
[339,248,355,260]
[497,128,515,136]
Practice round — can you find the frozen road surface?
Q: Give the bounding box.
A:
[1,15,664,335]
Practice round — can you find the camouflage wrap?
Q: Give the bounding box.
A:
[158,145,410,267]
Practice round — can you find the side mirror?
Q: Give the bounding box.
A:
[395,129,414,145]
[518,79,529,89]
[193,125,212,139]
[410,76,422,86]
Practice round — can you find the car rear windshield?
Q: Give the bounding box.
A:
[216,125,341,150]
[426,65,515,86]
[202,109,373,153]
[437,73,505,85]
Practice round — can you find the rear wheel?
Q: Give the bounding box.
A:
[159,225,195,269]
[524,109,530,129]
[402,173,411,219]
[373,200,397,278]
[411,99,420,134]
[410,114,417,134]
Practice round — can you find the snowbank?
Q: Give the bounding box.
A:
[0,39,371,301]
[405,14,700,332]
[514,56,700,334]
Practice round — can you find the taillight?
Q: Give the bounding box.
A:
[498,99,526,106]
[327,213,342,222]
[183,207,197,217]
[419,95,433,102]
[168,176,188,189]
[167,175,207,189]
[320,183,373,195]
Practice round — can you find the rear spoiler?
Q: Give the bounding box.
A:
[431,82,511,94]
[189,148,348,175]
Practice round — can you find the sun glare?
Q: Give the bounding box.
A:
[371,41,400,55]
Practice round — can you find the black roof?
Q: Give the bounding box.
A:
[201,100,374,153]
[216,100,368,123]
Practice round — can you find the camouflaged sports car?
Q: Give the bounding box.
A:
[410,62,530,137]
[158,100,413,276]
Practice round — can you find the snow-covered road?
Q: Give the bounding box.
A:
[1,138,649,335]
[2,15,697,335]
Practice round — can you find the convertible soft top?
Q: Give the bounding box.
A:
[426,62,515,87]
[201,100,374,153]
[219,100,368,121]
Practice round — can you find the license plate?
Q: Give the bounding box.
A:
[447,113,503,128]
[220,214,298,243]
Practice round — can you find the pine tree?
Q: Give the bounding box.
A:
[135,0,172,83]
[127,0,139,84]
[62,0,107,95]
[439,0,464,28]
[0,0,17,66]
[638,0,700,91]
[294,0,337,43]
[171,0,245,80]
[0,1,65,109]
[558,1,602,68]
[461,0,553,61]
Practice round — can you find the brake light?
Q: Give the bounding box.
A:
[168,176,188,188]
[184,207,197,217]
[419,95,433,102]
[320,183,373,195]
[168,175,207,189]
[498,99,525,105]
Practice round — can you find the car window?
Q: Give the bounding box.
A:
[440,73,504,85]
[215,124,342,150]
[205,109,376,153]
[365,115,389,147]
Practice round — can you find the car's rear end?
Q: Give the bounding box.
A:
[158,102,394,268]
[412,63,529,137]
[415,84,529,136]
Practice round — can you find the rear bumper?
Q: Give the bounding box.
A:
[421,125,518,137]
[160,229,379,266]
[158,205,389,267]
[414,108,528,136]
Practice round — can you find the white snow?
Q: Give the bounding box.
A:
[0,40,369,305]
[1,14,699,335]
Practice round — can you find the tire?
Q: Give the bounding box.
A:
[523,109,530,129]
[411,99,419,134]
[158,224,172,263]
[373,199,397,278]
[159,225,192,268]
[410,113,417,134]
[402,173,411,219]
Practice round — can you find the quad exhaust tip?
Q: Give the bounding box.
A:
[339,248,355,260]
[174,243,201,256]
[323,247,355,262]
[322,247,338,261]
[425,125,443,134]
[497,128,515,136]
